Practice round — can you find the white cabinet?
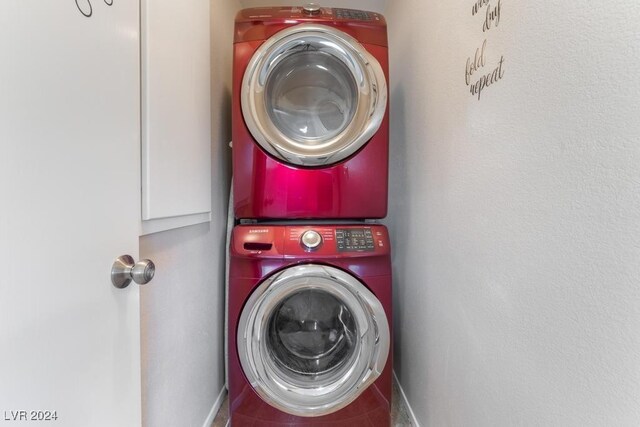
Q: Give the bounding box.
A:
[141,0,212,234]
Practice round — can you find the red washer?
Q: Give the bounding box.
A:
[228,224,392,426]
[233,6,389,219]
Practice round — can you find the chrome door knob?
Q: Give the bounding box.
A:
[111,255,156,288]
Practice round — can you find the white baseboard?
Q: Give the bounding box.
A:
[394,370,420,427]
[202,385,227,427]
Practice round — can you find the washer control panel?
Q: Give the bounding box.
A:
[336,228,375,252]
[234,225,389,257]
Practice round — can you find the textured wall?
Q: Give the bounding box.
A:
[385,0,640,425]
[139,0,236,425]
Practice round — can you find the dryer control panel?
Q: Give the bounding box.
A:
[234,7,387,46]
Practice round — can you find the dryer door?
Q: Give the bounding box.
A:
[237,264,390,417]
[241,24,387,166]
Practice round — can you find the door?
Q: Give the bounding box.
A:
[237,264,390,417]
[241,24,387,166]
[0,2,141,426]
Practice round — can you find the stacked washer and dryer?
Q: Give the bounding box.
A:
[228,4,392,426]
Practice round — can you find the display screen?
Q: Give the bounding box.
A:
[333,8,372,21]
[336,228,375,252]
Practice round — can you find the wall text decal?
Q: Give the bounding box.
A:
[466,0,505,100]
[471,0,491,16]
[75,0,113,18]
[485,0,502,32]
[465,40,505,100]
[472,0,502,32]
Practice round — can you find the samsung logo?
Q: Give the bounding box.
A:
[249,229,269,234]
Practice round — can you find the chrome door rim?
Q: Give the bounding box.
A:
[241,24,387,167]
[237,264,390,417]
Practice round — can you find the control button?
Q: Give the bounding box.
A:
[301,230,322,250]
[303,3,321,14]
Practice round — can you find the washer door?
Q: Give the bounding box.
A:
[237,264,390,417]
[241,24,387,166]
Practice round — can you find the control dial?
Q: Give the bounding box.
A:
[303,3,321,14]
[300,230,322,250]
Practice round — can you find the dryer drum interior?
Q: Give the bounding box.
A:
[237,264,390,417]
[241,24,388,166]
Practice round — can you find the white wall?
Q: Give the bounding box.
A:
[385,0,640,425]
[139,0,236,425]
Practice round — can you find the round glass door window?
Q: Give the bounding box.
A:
[268,289,357,379]
[242,24,387,166]
[265,51,358,143]
[237,265,390,417]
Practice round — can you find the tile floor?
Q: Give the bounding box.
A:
[211,377,413,426]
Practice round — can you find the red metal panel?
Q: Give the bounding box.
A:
[234,7,388,46]
[228,225,393,426]
[232,19,389,220]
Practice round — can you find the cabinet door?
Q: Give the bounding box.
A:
[141,0,211,230]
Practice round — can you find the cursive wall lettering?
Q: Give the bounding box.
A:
[465,39,487,85]
[469,56,505,100]
[471,0,491,16]
[75,0,113,18]
[482,0,502,32]
[465,40,505,100]
[466,0,506,100]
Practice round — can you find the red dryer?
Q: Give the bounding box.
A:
[232,6,389,219]
[228,224,393,426]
